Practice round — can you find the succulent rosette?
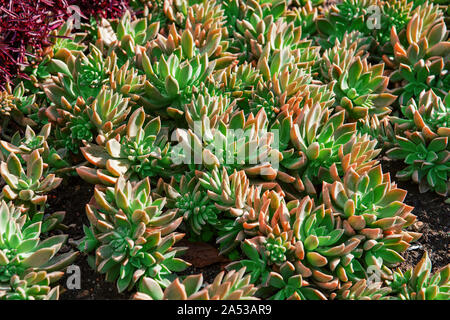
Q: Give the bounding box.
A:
[223,0,288,63]
[274,101,380,196]
[285,1,318,39]
[316,0,377,48]
[320,31,396,121]
[78,108,176,185]
[24,20,88,91]
[391,90,449,137]
[194,167,270,257]
[43,46,116,108]
[388,251,449,300]
[154,174,220,241]
[387,133,450,196]
[0,271,62,300]
[134,267,258,300]
[0,150,62,211]
[385,6,449,105]
[106,10,160,54]
[332,56,396,120]
[79,176,189,292]
[135,27,217,118]
[213,62,263,113]
[0,201,77,286]
[171,108,280,181]
[0,82,39,137]
[323,165,421,279]
[0,124,70,172]
[227,239,328,300]
[331,278,392,300]
[227,194,360,299]
[1,125,51,160]
[184,85,236,131]
[357,115,396,150]
[376,0,413,46]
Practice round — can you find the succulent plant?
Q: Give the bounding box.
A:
[139,0,205,27]
[213,62,262,111]
[0,82,39,138]
[274,102,380,195]
[376,0,413,46]
[256,47,317,109]
[184,85,235,131]
[262,260,329,300]
[357,115,396,150]
[43,45,118,109]
[135,28,217,118]
[85,87,132,144]
[319,30,370,81]
[49,105,96,155]
[388,252,449,300]
[78,108,175,185]
[79,176,188,292]
[0,160,67,232]
[227,239,328,300]
[227,192,359,298]
[331,278,392,300]
[237,190,299,265]
[385,10,449,105]
[134,267,258,300]
[1,125,51,160]
[25,20,88,89]
[0,200,77,285]
[331,56,396,120]
[238,14,319,68]
[154,174,220,242]
[172,108,280,180]
[285,1,318,39]
[288,196,366,289]
[0,271,62,300]
[110,10,160,53]
[42,48,145,154]
[195,167,270,256]
[50,20,88,54]
[178,1,232,64]
[388,90,449,196]
[391,90,450,138]
[386,132,450,196]
[0,124,70,174]
[224,0,288,62]
[1,150,62,211]
[319,30,396,121]
[316,0,377,48]
[323,165,421,279]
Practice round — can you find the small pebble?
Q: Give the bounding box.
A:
[412,221,424,231]
[77,290,90,298]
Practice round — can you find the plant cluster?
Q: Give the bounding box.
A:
[0,0,448,300]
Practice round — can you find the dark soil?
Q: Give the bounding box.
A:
[381,158,450,272]
[47,159,449,300]
[47,176,128,300]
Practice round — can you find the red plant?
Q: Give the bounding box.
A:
[69,0,129,19]
[0,0,69,88]
[0,0,129,89]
